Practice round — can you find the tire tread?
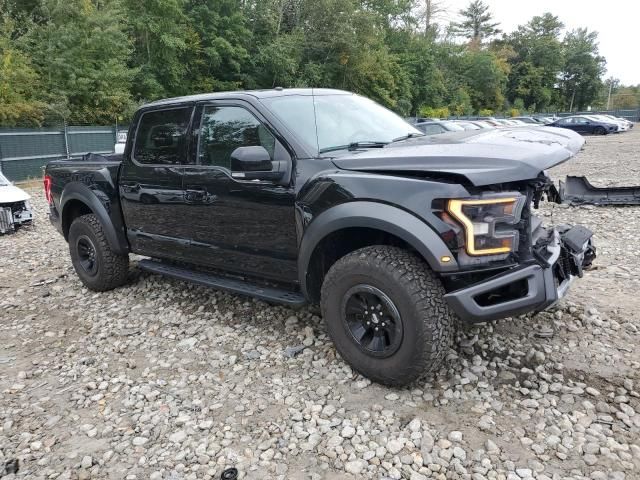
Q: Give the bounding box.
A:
[320,245,456,387]
[69,214,128,291]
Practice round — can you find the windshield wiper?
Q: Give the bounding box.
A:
[391,132,425,143]
[319,141,389,154]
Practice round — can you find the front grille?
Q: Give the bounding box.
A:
[0,207,14,233]
[6,201,26,214]
[556,247,573,280]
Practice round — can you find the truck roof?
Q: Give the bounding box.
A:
[143,88,351,108]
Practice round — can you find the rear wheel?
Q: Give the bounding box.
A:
[68,214,129,291]
[320,246,456,387]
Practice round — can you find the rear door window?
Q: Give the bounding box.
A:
[133,107,193,165]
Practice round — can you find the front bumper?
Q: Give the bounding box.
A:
[444,225,595,323]
[0,201,33,234]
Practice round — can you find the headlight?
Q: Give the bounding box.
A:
[446,194,525,256]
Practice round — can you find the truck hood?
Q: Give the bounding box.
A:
[0,184,31,203]
[331,127,584,186]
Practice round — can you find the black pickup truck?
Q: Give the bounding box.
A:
[45,89,595,386]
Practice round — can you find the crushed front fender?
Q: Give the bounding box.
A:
[559,176,640,206]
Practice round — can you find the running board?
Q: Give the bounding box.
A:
[138,260,307,306]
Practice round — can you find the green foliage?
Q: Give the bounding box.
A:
[513,98,526,113]
[558,28,606,111]
[0,1,616,126]
[419,106,450,119]
[21,0,137,124]
[478,108,493,116]
[501,13,564,111]
[0,16,44,126]
[450,0,501,43]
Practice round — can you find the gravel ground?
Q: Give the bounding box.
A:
[1,127,639,480]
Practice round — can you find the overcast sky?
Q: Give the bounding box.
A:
[441,0,639,85]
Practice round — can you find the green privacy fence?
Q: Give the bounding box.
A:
[0,125,122,182]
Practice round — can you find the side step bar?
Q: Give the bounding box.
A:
[138,260,307,307]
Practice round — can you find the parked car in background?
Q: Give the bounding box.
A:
[450,120,482,131]
[494,119,517,127]
[549,116,618,135]
[0,171,33,234]
[114,131,128,154]
[600,114,633,129]
[534,116,555,125]
[586,115,630,132]
[414,120,465,135]
[469,120,496,129]
[405,116,440,125]
[514,117,544,125]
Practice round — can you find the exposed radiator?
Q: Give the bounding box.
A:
[0,206,14,234]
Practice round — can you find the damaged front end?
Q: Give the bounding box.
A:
[441,174,596,323]
[560,176,640,206]
[0,200,33,234]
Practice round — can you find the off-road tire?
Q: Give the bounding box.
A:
[68,214,129,291]
[320,245,456,387]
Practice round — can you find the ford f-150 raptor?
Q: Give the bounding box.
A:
[44,89,595,386]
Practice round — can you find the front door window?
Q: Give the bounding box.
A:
[198,106,275,168]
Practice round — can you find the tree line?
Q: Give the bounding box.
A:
[0,0,636,127]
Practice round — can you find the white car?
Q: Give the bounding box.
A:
[586,115,628,132]
[600,114,633,131]
[114,131,128,154]
[0,171,33,234]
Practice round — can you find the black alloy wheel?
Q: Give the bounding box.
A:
[76,235,99,276]
[341,284,403,358]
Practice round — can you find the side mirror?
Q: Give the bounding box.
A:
[230,146,284,181]
[230,146,272,172]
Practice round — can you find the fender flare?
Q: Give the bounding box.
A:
[60,182,129,255]
[298,201,458,297]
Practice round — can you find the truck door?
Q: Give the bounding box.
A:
[180,101,298,283]
[119,105,195,261]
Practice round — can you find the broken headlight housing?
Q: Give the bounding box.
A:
[445,194,526,257]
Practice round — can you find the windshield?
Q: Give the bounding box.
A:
[0,172,9,186]
[260,93,422,155]
[441,121,465,131]
[457,122,481,130]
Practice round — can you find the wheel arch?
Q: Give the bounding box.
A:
[298,201,458,302]
[60,183,129,255]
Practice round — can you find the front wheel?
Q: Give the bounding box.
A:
[68,214,129,291]
[320,246,456,387]
[594,126,607,135]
